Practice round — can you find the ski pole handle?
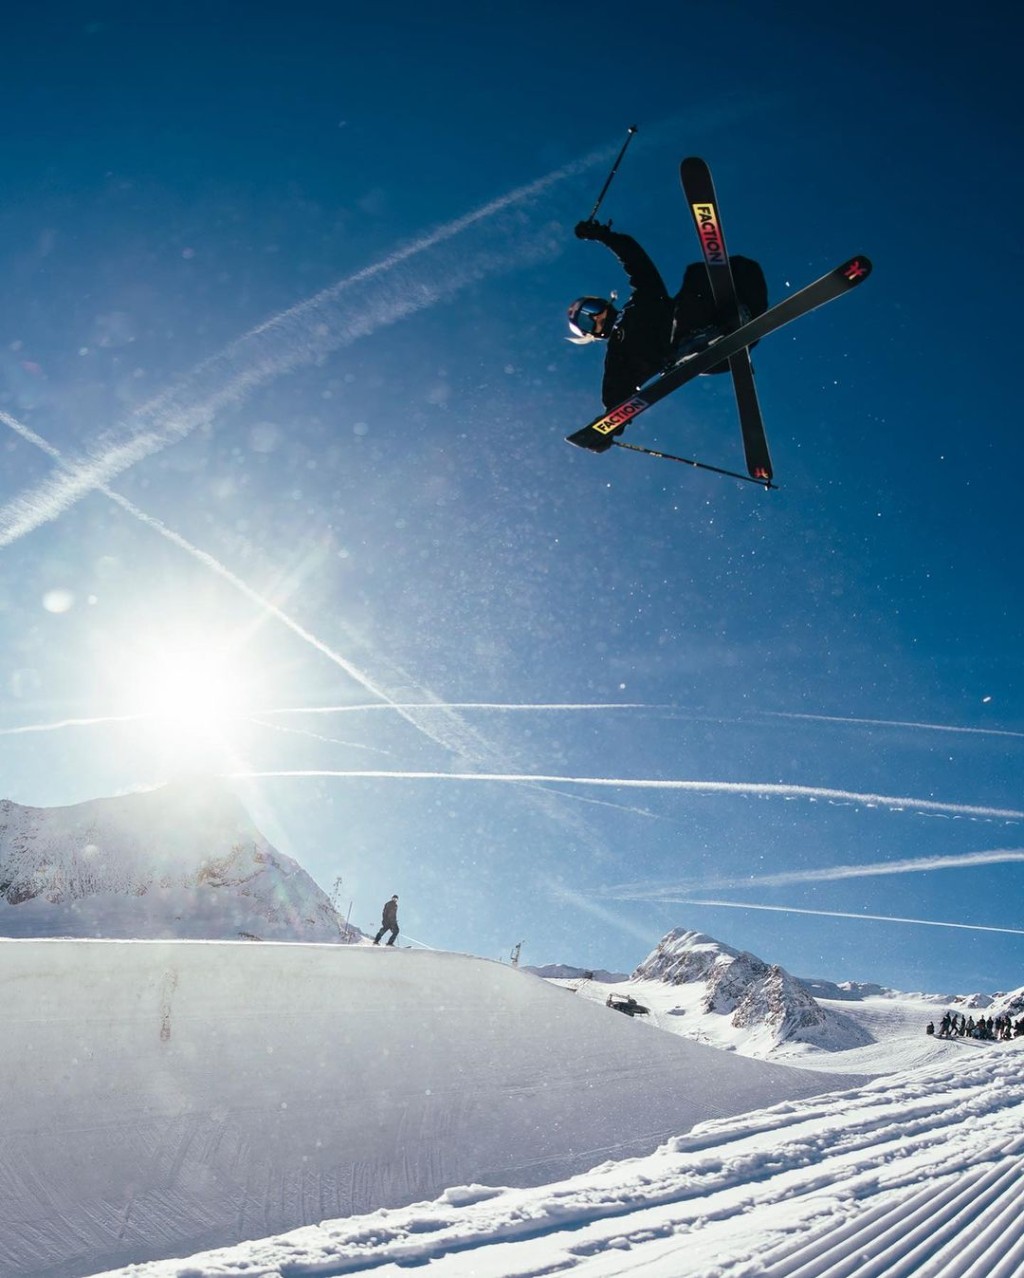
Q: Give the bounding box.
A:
[588,125,638,221]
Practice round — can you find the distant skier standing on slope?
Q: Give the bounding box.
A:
[374,894,400,946]
[568,219,768,411]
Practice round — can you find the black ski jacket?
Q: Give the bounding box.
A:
[577,224,769,405]
[581,226,674,408]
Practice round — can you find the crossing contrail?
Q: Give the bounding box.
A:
[0,148,605,547]
[0,408,515,763]
[0,411,652,825]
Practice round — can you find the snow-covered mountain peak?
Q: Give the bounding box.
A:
[631,925,871,1054]
[633,927,746,985]
[0,778,350,943]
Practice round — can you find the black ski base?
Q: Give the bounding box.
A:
[566,254,871,457]
[681,155,773,482]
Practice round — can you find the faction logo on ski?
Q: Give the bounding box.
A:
[592,396,649,435]
[691,202,726,266]
[843,257,870,281]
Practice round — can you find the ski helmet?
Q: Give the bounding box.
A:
[567,296,617,342]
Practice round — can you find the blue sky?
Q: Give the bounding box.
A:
[2,1,1022,993]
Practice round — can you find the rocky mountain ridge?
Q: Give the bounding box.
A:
[0,779,350,943]
[631,927,873,1052]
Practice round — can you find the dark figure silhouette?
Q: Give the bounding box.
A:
[374,894,399,946]
[569,220,768,410]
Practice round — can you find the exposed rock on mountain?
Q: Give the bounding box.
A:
[634,928,872,1052]
[0,778,351,943]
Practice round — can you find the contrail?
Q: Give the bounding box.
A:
[542,878,662,949]
[248,719,393,757]
[3,403,643,784]
[225,770,1024,822]
[597,848,1024,899]
[525,786,664,820]
[744,848,1024,884]
[1,410,655,838]
[0,714,142,735]
[0,408,398,699]
[764,710,1024,741]
[0,712,385,755]
[657,898,1024,938]
[258,702,652,715]
[0,148,605,547]
[0,409,508,761]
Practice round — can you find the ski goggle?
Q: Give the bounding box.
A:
[568,297,610,337]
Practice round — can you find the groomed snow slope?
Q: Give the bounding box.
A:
[103,1039,1024,1278]
[1,939,860,1278]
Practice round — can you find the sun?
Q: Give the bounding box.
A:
[111,632,257,746]
[135,647,244,729]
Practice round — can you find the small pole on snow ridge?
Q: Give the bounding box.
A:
[588,125,638,222]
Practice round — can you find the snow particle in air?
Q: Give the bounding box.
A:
[43,589,75,614]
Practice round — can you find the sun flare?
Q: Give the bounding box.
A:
[139,649,243,727]
[111,633,256,745]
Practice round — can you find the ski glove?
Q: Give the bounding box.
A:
[574,220,608,241]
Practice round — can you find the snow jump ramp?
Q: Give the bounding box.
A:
[1,938,859,1277]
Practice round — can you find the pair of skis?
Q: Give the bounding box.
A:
[566,158,872,488]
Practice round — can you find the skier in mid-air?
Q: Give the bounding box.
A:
[568,218,768,412]
[562,133,870,484]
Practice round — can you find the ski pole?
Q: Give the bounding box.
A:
[588,125,638,221]
[612,439,777,489]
